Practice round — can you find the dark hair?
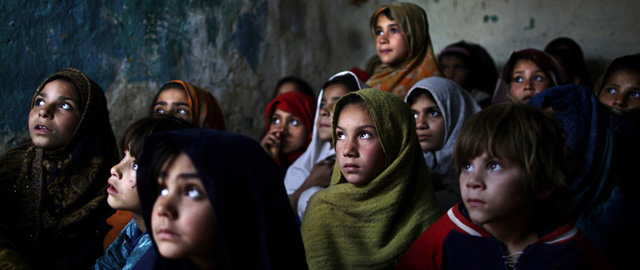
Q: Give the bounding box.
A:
[145,135,182,198]
[333,94,366,121]
[118,115,197,160]
[273,76,315,100]
[322,74,361,93]
[544,37,593,89]
[406,88,435,106]
[454,103,574,226]
[599,53,640,95]
[506,49,565,87]
[149,82,187,115]
[439,41,498,96]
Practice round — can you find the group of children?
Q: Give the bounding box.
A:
[0,1,638,269]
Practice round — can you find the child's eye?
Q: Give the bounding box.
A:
[132,162,138,171]
[336,132,345,140]
[462,164,473,172]
[533,75,545,82]
[320,102,326,109]
[513,76,523,83]
[155,107,166,114]
[413,112,419,119]
[35,99,45,106]
[186,187,203,199]
[177,109,189,115]
[390,27,400,34]
[290,119,300,126]
[488,162,503,171]
[159,187,169,196]
[60,103,73,110]
[428,110,441,117]
[359,132,373,139]
[631,91,640,98]
[375,29,383,36]
[605,87,617,94]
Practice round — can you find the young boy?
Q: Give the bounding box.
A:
[396,103,611,269]
[94,115,195,270]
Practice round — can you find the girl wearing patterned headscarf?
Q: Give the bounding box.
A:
[0,68,119,269]
[366,2,442,99]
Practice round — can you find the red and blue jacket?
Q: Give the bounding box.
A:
[396,203,612,270]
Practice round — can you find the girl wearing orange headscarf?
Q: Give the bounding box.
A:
[366,2,442,99]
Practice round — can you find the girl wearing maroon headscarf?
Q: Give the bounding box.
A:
[260,91,316,171]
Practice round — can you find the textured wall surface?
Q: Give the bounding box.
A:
[2,0,639,155]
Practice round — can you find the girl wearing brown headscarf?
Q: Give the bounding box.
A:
[0,68,119,269]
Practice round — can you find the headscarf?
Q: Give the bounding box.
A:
[264,91,316,168]
[135,129,308,269]
[405,77,482,175]
[492,48,566,104]
[0,68,118,269]
[366,2,442,99]
[152,80,226,130]
[528,85,640,268]
[283,71,368,218]
[301,88,439,269]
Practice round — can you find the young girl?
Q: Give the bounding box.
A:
[529,84,640,269]
[438,40,498,107]
[150,80,226,130]
[595,53,640,114]
[0,68,119,269]
[301,89,439,269]
[134,129,308,269]
[366,2,441,99]
[397,103,611,269]
[284,71,367,219]
[492,48,566,104]
[260,91,316,170]
[94,115,195,270]
[405,77,481,212]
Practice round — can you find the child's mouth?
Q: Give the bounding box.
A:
[34,125,52,134]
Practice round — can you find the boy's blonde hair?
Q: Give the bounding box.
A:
[455,103,574,222]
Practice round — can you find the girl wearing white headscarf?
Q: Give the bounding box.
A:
[405,77,481,212]
[284,71,367,219]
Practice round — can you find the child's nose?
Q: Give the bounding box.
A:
[613,95,627,108]
[341,138,358,158]
[155,195,177,219]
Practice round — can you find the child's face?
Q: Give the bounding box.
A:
[317,84,350,141]
[375,14,408,66]
[440,55,470,89]
[335,103,385,186]
[152,153,217,268]
[107,150,141,213]
[29,79,82,150]
[153,88,191,121]
[459,152,533,227]
[509,59,551,103]
[269,108,309,155]
[411,93,445,153]
[598,69,640,112]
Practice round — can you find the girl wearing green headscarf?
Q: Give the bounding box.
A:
[301,88,439,269]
